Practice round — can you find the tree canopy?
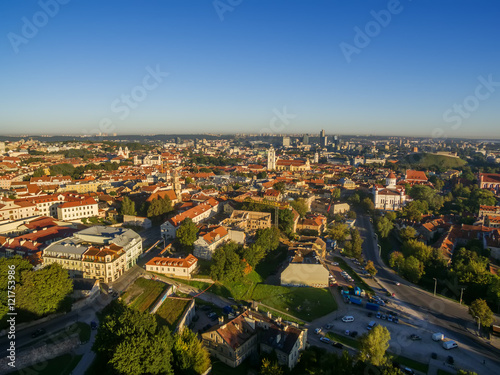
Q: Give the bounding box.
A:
[176,218,199,250]
[15,263,73,319]
[469,298,494,328]
[121,196,137,216]
[358,325,391,366]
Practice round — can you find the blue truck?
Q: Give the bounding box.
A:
[348,296,362,305]
[365,302,380,312]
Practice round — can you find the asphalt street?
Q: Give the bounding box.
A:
[354,213,500,369]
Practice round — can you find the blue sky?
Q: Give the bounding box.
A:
[0,0,499,138]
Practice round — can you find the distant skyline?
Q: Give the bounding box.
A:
[1,0,499,138]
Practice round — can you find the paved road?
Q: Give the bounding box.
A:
[354,213,500,371]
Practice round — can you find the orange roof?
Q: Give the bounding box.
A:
[59,197,97,208]
[202,226,228,245]
[146,189,177,203]
[146,254,198,268]
[405,170,428,182]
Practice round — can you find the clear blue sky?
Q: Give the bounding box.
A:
[1,0,499,138]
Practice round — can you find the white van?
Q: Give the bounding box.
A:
[442,340,458,350]
[342,316,354,323]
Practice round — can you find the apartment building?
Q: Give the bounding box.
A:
[57,197,98,221]
[0,199,38,221]
[42,226,142,282]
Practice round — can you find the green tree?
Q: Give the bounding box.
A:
[328,222,348,242]
[242,244,266,268]
[402,200,428,221]
[365,260,377,277]
[399,226,417,242]
[389,251,405,270]
[290,198,308,218]
[469,298,494,328]
[255,227,280,253]
[358,325,391,366]
[362,197,375,213]
[173,328,211,374]
[16,264,73,318]
[376,216,394,238]
[402,256,424,283]
[385,211,397,222]
[176,218,199,250]
[93,301,174,375]
[210,242,245,282]
[331,188,341,200]
[260,358,283,375]
[402,239,433,263]
[257,171,268,179]
[344,229,363,260]
[278,209,295,236]
[274,181,286,194]
[121,196,137,216]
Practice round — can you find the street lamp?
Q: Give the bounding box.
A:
[433,278,437,297]
[460,287,465,305]
[377,244,381,258]
[475,315,481,332]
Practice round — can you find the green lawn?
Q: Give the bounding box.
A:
[7,353,82,375]
[334,256,374,294]
[392,355,429,374]
[325,331,360,349]
[156,298,191,329]
[252,284,337,321]
[123,278,168,312]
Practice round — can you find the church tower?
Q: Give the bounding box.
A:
[267,146,276,170]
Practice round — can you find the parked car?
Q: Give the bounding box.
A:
[31,328,46,338]
[325,324,333,330]
[447,356,454,365]
[376,312,382,319]
[402,367,415,375]
[332,262,339,266]
[90,321,98,330]
[342,316,354,323]
[320,337,331,344]
[332,341,344,349]
[314,328,322,335]
[409,334,421,341]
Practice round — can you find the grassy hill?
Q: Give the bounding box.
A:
[401,152,466,169]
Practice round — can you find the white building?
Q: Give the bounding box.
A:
[267,146,276,170]
[145,254,198,279]
[42,226,143,282]
[57,197,98,221]
[193,226,229,260]
[0,199,38,221]
[373,172,409,211]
